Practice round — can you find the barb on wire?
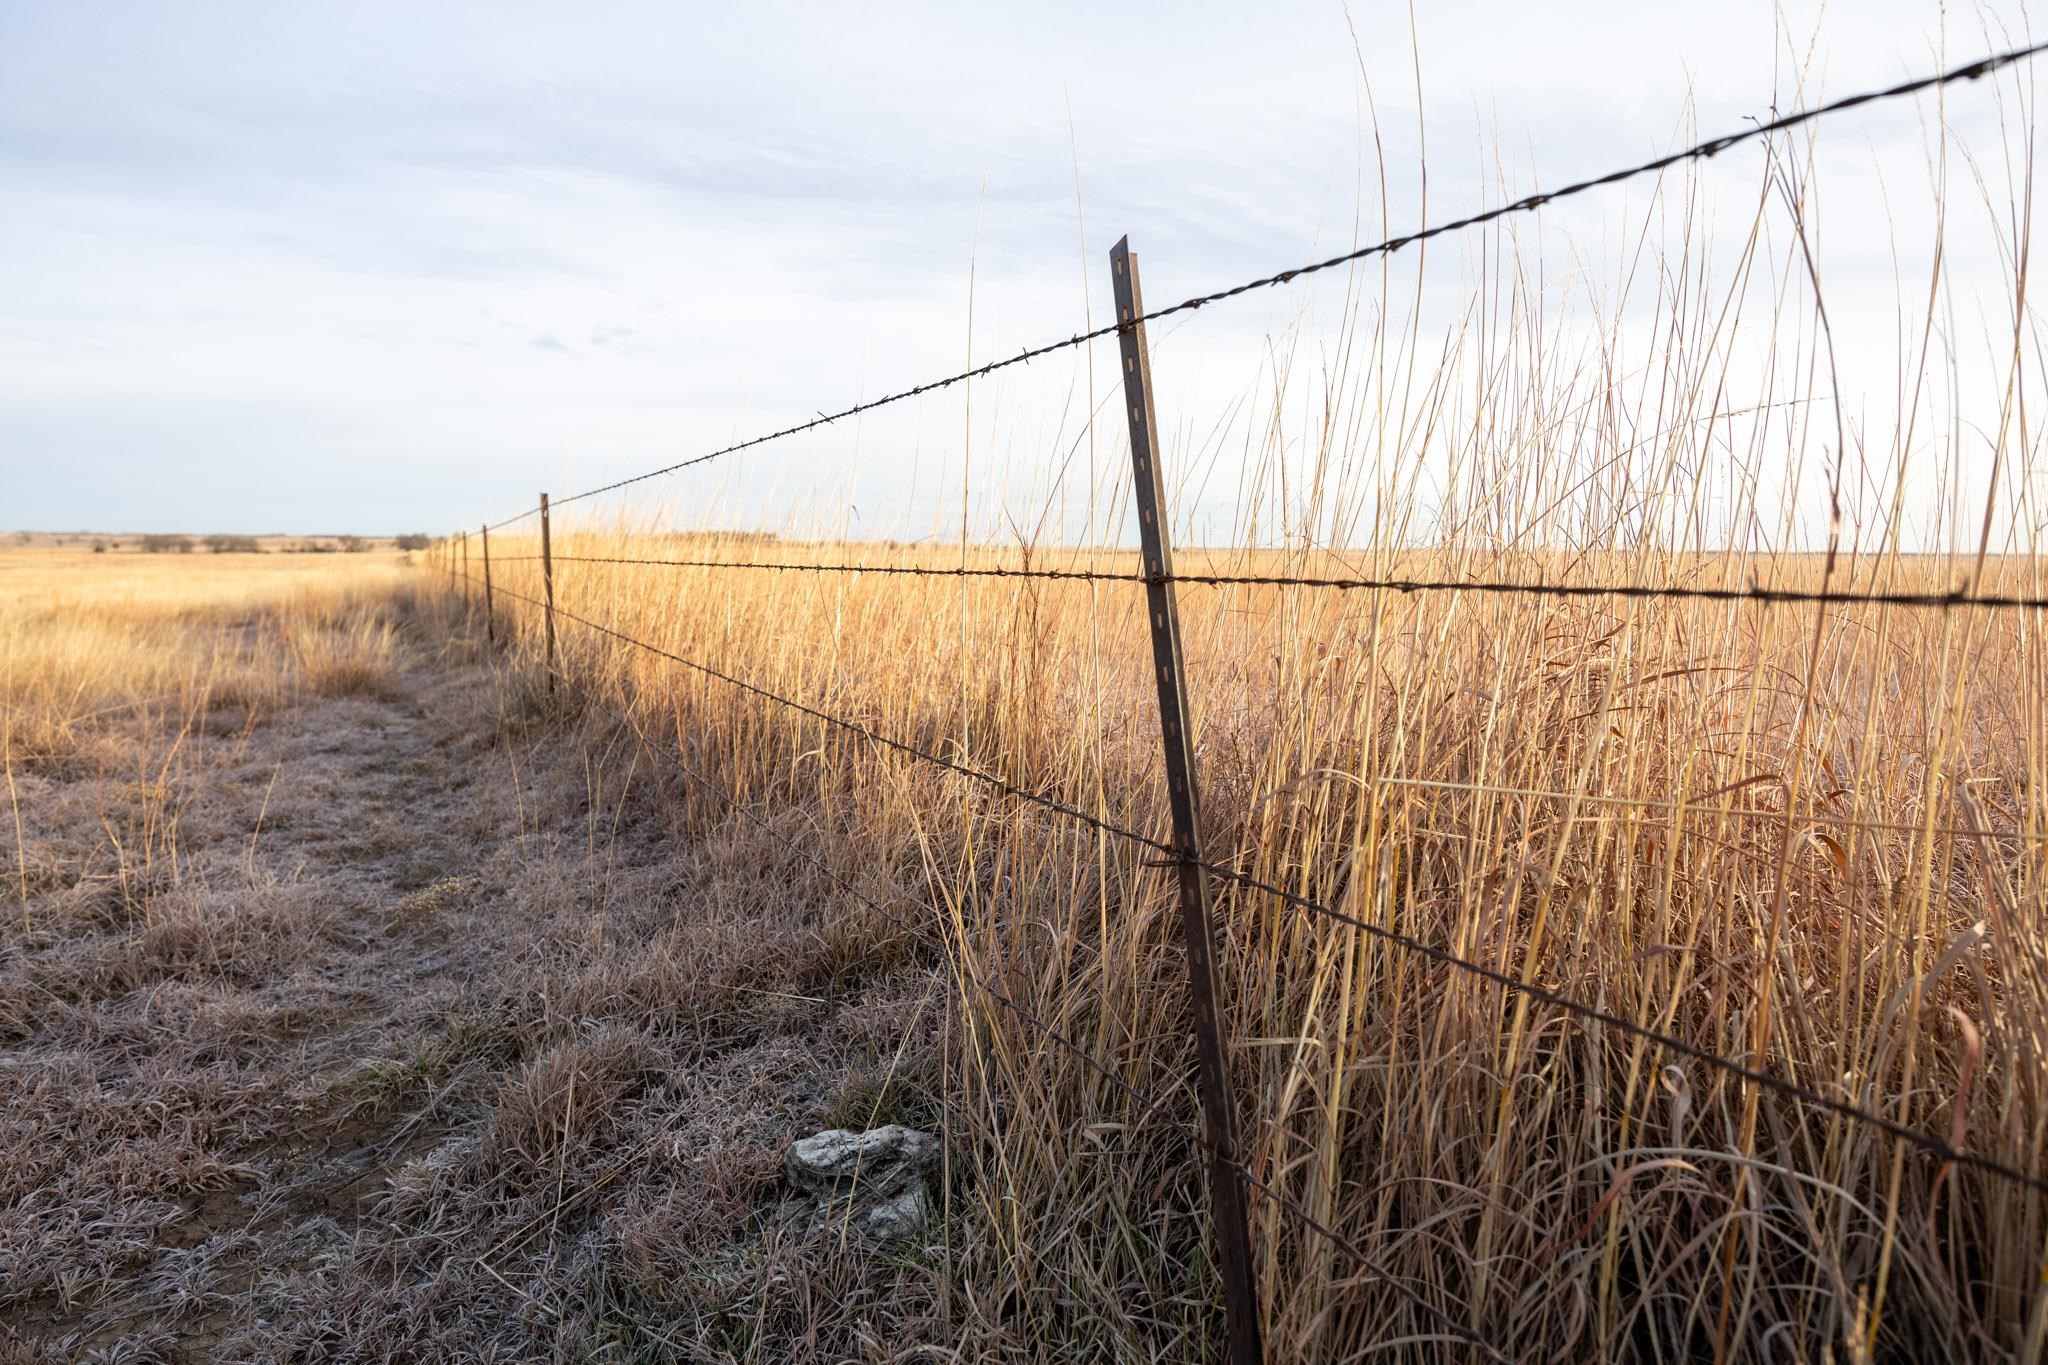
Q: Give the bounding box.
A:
[472,38,2044,532]
[456,571,2048,1197]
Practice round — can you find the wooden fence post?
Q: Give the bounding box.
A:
[539,493,557,691]
[460,531,470,609]
[1111,235,1264,1365]
[480,523,496,644]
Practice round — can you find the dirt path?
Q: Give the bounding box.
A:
[1,610,940,1361]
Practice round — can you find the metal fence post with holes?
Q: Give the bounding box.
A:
[539,492,558,690]
[480,522,496,644]
[1111,235,1264,1365]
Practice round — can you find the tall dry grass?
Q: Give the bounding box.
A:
[434,80,2048,1361]
[450,535,2046,1360]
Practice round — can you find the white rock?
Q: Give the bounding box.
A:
[860,1186,931,1239]
[786,1125,939,1238]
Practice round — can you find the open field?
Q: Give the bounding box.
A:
[4,535,2042,1361]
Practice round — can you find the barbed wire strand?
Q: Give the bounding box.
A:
[485,550,2048,612]
[1171,568,2048,611]
[478,39,2046,532]
[467,576,2048,1199]
[494,552,1146,585]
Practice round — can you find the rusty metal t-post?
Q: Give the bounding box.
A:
[538,493,558,690]
[460,531,470,609]
[1111,236,1263,1365]
[479,522,496,644]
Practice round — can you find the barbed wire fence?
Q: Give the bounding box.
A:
[424,41,2048,1363]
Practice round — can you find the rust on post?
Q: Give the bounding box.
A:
[1111,235,1264,1365]
[480,522,496,644]
[539,493,558,691]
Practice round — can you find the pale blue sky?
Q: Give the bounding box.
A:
[0,1,2034,539]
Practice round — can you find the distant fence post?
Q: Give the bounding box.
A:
[539,493,557,691]
[480,522,496,644]
[460,531,470,610]
[1111,234,1264,1365]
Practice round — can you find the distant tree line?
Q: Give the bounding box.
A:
[139,534,262,553]
[127,533,415,554]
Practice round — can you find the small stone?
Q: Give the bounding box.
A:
[786,1125,939,1238]
[786,1125,937,1197]
[860,1186,930,1239]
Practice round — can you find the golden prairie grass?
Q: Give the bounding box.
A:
[453,528,2046,1360]
[285,613,405,701]
[0,549,415,931]
[0,548,415,758]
